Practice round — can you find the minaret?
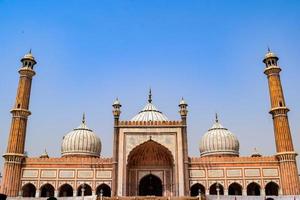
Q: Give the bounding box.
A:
[263,49,300,195]
[179,97,189,195]
[112,98,121,196]
[1,51,37,196]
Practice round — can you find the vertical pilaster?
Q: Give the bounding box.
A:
[0,51,37,197]
[263,50,300,195]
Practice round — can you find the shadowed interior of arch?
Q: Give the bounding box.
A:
[22,183,36,197]
[40,183,55,197]
[139,174,163,196]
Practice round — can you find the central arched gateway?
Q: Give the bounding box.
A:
[139,174,163,196]
[127,139,174,196]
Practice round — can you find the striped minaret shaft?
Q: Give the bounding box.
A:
[263,50,300,195]
[0,51,37,197]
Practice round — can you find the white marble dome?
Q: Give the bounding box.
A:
[131,90,168,122]
[61,116,101,157]
[199,117,239,157]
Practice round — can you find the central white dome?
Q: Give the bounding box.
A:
[61,116,101,157]
[131,90,168,122]
[199,116,239,157]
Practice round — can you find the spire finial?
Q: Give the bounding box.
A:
[267,46,271,52]
[148,88,152,103]
[82,112,86,124]
[215,113,219,123]
[29,49,32,54]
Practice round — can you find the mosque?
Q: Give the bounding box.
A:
[0,50,299,199]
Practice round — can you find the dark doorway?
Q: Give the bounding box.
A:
[40,184,55,197]
[139,174,163,196]
[247,182,260,196]
[96,184,111,197]
[77,184,92,196]
[58,184,73,197]
[228,183,242,195]
[190,183,205,196]
[22,183,36,197]
[209,183,224,195]
[265,182,279,196]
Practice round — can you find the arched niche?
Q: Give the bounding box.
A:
[40,183,55,197]
[58,184,73,197]
[22,183,36,197]
[190,183,205,196]
[96,184,111,197]
[247,182,261,196]
[265,182,279,196]
[228,182,242,195]
[209,183,224,195]
[77,184,92,196]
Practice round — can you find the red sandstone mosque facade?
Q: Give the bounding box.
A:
[0,50,299,198]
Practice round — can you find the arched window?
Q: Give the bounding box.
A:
[247,182,261,196]
[96,184,111,197]
[268,61,271,66]
[209,183,224,195]
[22,183,36,197]
[58,184,73,197]
[265,182,279,196]
[190,183,205,196]
[40,183,55,197]
[228,182,242,195]
[77,184,92,196]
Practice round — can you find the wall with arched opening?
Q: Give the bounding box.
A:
[96,184,111,197]
[209,183,224,195]
[265,182,279,196]
[58,184,73,197]
[228,182,242,195]
[138,174,163,196]
[247,182,261,196]
[22,183,36,197]
[190,183,205,196]
[77,184,92,196]
[126,139,174,196]
[40,183,55,197]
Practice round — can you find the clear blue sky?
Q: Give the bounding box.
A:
[1,0,300,170]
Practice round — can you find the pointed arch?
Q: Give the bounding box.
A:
[77,184,92,196]
[96,183,111,197]
[40,183,55,197]
[138,174,163,196]
[22,183,36,197]
[247,182,261,196]
[58,184,73,197]
[127,139,174,167]
[209,183,224,195]
[190,183,205,196]
[228,182,242,195]
[265,182,279,196]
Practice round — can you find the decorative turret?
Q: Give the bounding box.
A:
[112,98,121,119]
[1,51,37,196]
[263,49,300,194]
[179,97,188,118]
